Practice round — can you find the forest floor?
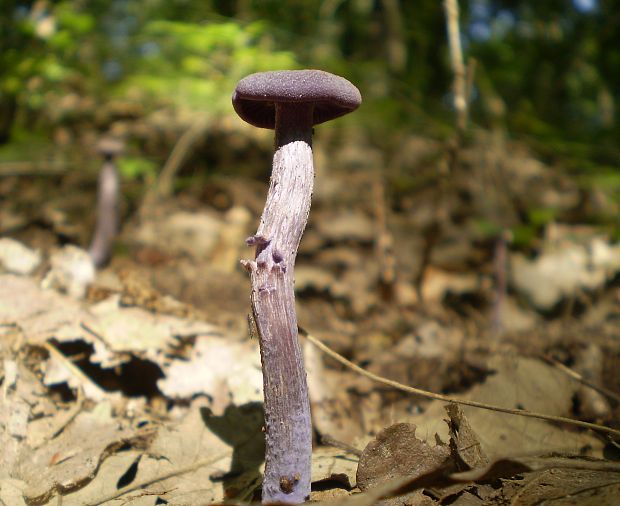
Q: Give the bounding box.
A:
[1,127,620,505]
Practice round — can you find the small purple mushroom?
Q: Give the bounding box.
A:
[233,70,361,504]
[88,137,123,268]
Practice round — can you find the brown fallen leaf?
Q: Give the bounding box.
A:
[409,354,604,457]
[158,334,263,411]
[55,450,150,506]
[445,404,488,471]
[356,423,451,505]
[105,398,247,504]
[15,403,150,504]
[453,455,620,505]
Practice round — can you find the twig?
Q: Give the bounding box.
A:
[50,388,84,439]
[301,330,620,440]
[492,229,509,337]
[154,119,208,199]
[43,341,107,399]
[372,175,396,297]
[84,451,229,506]
[320,434,363,457]
[31,388,86,450]
[505,458,620,505]
[443,0,468,132]
[544,355,620,405]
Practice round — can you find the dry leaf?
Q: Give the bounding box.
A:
[58,451,157,506]
[135,211,223,260]
[41,245,95,299]
[15,403,143,503]
[311,446,359,490]
[356,423,451,505]
[315,210,375,243]
[410,355,603,458]
[0,275,93,345]
[158,335,263,410]
[125,399,239,504]
[0,478,28,506]
[511,232,620,311]
[0,238,41,276]
[90,294,220,361]
[445,404,488,470]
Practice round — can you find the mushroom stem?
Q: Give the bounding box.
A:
[245,102,314,503]
[275,103,314,148]
[89,158,119,268]
[234,69,360,504]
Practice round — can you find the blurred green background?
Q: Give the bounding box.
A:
[1,0,618,225]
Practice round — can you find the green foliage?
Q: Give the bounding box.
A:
[467,1,619,163]
[527,207,558,228]
[583,171,620,191]
[54,3,95,36]
[472,218,503,239]
[0,126,49,161]
[117,156,157,180]
[2,0,618,147]
[505,207,558,249]
[1,0,618,243]
[579,170,620,225]
[118,20,297,118]
[510,224,538,248]
[1,2,95,93]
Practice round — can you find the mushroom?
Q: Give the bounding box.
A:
[233,70,361,503]
[88,137,123,268]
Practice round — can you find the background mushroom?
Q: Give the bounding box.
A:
[88,136,123,268]
[233,70,361,504]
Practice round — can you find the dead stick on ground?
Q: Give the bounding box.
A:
[301,330,620,440]
[85,451,229,506]
[320,434,363,457]
[44,342,107,399]
[372,175,396,294]
[544,355,620,405]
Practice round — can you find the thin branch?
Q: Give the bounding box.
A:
[44,342,107,400]
[372,175,396,296]
[443,0,468,132]
[320,434,362,457]
[155,119,208,198]
[84,451,229,506]
[544,355,620,405]
[492,230,509,337]
[301,330,620,440]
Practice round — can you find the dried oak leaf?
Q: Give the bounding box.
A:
[445,404,488,471]
[15,405,148,504]
[356,423,451,505]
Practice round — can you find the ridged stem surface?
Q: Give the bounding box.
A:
[243,103,314,504]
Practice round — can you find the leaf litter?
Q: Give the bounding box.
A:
[2,137,620,504]
[2,263,617,505]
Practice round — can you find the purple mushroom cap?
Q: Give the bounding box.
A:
[232,70,362,129]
